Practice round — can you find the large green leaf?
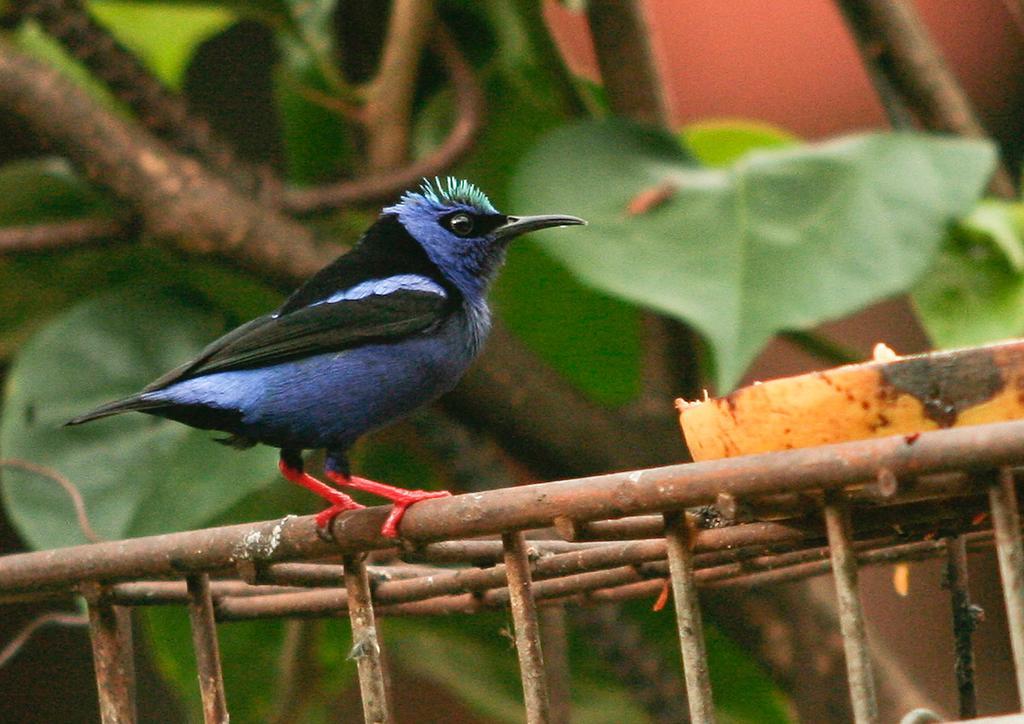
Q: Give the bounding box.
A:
[0,289,278,549]
[912,200,1024,348]
[511,120,996,389]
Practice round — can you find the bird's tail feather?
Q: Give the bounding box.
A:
[65,395,165,426]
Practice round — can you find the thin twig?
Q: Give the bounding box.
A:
[0,611,88,669]
[0,216,128,254]
[0,458,103,543]
[290,82,366,125]
[282,21,484,213]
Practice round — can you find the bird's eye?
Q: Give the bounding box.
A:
[448,213,474,237]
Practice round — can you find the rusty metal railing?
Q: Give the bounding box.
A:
[4,419,1024,723]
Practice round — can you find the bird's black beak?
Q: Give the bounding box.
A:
[493,214,587,242]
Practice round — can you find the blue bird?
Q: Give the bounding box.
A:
[66,178,585,537]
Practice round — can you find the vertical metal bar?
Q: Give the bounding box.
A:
[989,466,1024,704]
[944,535,978,718]
[82,583,136,724]
[343,553,392,724]
[502,530,551,724]
[538,605,571,724]
[664,511,716,724]
[186,574,229,724]
[823,489,878,724]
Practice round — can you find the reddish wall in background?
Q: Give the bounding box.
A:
[546,1,1024,153]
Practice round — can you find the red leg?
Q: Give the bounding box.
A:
[324,470,450,538]
[278,459,364,529]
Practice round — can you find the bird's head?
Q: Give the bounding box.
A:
[384,177,585,299]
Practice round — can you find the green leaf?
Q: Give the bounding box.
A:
[87,1,236,89]
[912,223,1024,348]
[960,198,1024,271]
[680,119,799,168]
[511,120,996,390]
[493,242,641,406]
[0,289,278,549]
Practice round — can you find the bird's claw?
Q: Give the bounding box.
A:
[381,490,451,538]
[314,497,365,533]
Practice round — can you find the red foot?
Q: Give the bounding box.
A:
[278,460,365,532]
[325,471,451,538]
[314,502,363,529]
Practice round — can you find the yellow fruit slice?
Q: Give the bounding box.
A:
[678,339,1024,462]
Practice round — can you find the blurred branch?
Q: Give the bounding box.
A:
[282,22,483,213]
[0,38,328,286]
[12,0,267,195]
[585,0,670,125]
[0,611,88,669]
[362,0,434,171]
[833,2,915,128]
[0,216,128,254]
[446,323,683,480]
[835,0,1016,198]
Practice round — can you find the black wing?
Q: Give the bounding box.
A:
[145,288,450,391]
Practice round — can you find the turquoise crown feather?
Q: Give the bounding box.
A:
[391,176,497,215]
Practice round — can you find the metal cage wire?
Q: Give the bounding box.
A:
[3,419,1024,723]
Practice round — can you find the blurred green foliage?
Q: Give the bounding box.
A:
[0,0,1008,721]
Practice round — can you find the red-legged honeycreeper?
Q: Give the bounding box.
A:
[66,178,586,538]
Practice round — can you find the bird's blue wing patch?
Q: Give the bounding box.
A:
[311,274,447,308]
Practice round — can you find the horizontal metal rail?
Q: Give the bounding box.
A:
[2,419,1023,595]
[3,420,1024,723]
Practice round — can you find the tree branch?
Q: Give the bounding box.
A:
[585,0,670,125]
[0,38,328,286]
[361,0,434,171]
[13,0,267,195]
[282,22,483,213]
[835,0,1016,198]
